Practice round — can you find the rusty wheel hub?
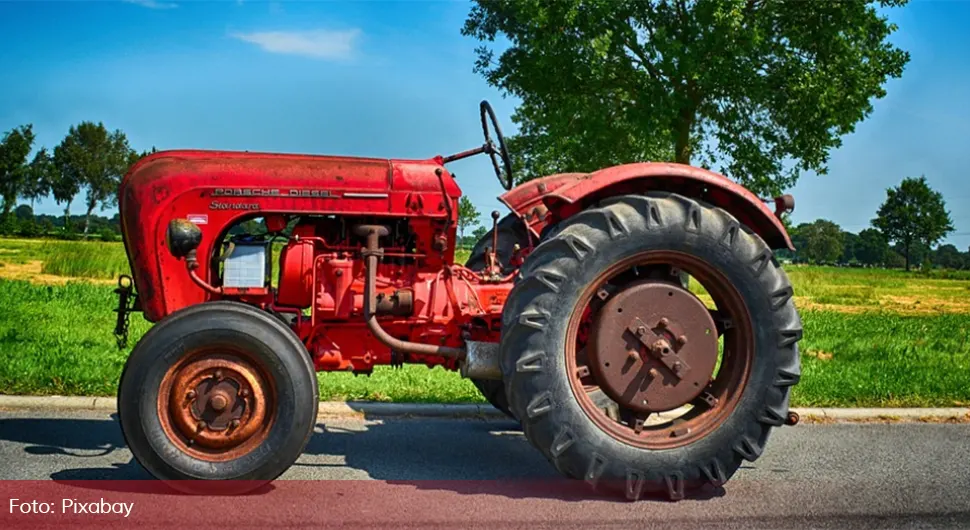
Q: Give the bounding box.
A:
[589,281,718,413]
[159,353,274,459]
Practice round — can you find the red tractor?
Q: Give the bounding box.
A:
[114,101,801,500]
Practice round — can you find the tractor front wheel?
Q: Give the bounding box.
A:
[500,192,802,500]
[118,301,318,494]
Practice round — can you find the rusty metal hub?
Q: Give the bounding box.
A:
[159,353,274,460]
[588,280,718,413]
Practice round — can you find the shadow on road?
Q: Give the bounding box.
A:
[0,414,723,502]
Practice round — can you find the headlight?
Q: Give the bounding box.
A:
[166,219,203,258]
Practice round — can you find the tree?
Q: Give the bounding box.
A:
[14,204,33,221]
[872,175,954,271]
[463,0,910,195]
[840,230,860,264]
[0,124,36,217]
[52,122,135,235]
[934,244,964,270]
[800,219,843,264]
[52,143,82,230]
[855,228,888,267]
[24,147,54,209]
[471,225,489,241]
[457,196,481,242]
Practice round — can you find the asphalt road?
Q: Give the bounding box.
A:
[0,409,968,529]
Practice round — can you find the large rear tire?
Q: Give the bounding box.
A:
[500,192,802,500]
[118,301,319,494]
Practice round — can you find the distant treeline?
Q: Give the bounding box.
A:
[0,204,120,241]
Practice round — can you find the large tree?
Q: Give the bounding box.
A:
[24,147,55,209]
[53,122,135,235]
[872,175,953,271]
[463,0,910,195]
[0,124,36,217]
[799,219,843,264]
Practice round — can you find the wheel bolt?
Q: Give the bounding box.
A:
[185,390,196,400]
[658,317,669,328]
[230,419,241,429]
[239,389,249,398]
[210,394,228,412]
[214,370,224,380]
[196,421,206,433]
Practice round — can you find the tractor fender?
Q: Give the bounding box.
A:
[498,162,794,251]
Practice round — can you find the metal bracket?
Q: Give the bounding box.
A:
[628,317,691,379]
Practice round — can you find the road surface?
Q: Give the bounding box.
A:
[0,410,968,529]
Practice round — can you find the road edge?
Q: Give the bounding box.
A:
[0,395,968,423]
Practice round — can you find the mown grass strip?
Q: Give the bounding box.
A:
[0,279,968,407]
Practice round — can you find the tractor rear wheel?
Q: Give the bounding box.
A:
[500,192,802,500]
[118,301,318,494]
[465,214,531,420]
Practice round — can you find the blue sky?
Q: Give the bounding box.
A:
[1,0,968,249]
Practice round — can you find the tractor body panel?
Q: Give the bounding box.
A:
[119,150,461,323]
[499,162,794,251]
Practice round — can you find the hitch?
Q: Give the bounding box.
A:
[113,275,139,349]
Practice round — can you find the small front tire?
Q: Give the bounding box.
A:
[118,301,319,494]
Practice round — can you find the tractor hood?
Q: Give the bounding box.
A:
[118,149,461,321]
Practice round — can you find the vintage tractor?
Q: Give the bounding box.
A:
[113,101,801,500]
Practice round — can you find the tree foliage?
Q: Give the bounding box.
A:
[52,122,135,234]
[872,175,954,271]
[0,124,36,216]
[457,196,481,240]
[796,219,843,263]
[24,147,55,208]
[463,0,910,195]
[854,227,888,266]
[934,244,964,270]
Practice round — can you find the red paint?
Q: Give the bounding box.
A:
[120,150,789,375]
[499,162,794,251]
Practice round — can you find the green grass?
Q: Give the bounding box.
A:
[40,241,130,280]
[0,278,968,406]
[0,279,482,401]
[797,310,970,407]
[1,237,969,407]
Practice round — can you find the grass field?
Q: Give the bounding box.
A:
[0,236,968,407]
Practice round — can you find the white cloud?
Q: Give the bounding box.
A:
[231,29,360,60]
[122,0,178,9]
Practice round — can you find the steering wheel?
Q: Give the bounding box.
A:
[480,100,514,191]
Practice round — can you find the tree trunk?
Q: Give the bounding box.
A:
[674,102,695,164]
[62,203,72,232]
[83,205,94,236]
[904,240,910,272]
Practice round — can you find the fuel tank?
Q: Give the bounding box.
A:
[118,149,461,322]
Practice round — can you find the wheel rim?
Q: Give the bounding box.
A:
[157,348,276,462]
[565,250,754,450]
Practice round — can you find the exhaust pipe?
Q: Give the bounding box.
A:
[355,225,465,359]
